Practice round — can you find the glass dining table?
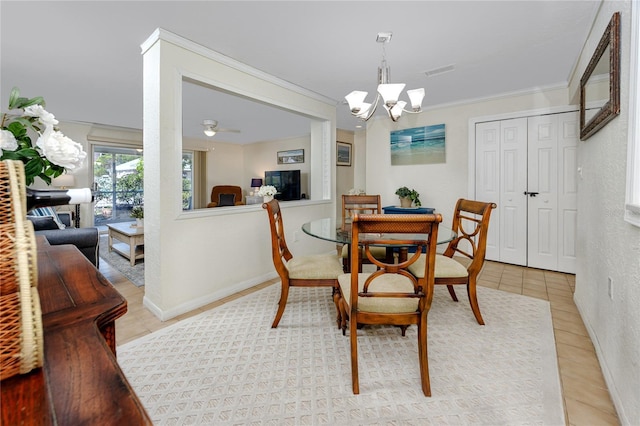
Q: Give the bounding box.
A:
[302,217,457,268]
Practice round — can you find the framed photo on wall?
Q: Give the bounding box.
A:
[337,141,352,166]
[277,149,304,164]
[390,124,446,166]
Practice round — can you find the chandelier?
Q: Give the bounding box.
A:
[345,32,425,122]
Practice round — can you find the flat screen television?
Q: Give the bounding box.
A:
[265,170,301,201]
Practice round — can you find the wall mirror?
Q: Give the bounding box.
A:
[580,11,620,141]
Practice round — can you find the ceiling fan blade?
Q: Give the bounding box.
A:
[216,127,241,133]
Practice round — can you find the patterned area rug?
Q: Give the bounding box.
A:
[118,285,564,425]
[99,235,144,287]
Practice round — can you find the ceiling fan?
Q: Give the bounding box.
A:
[202,119,241,137]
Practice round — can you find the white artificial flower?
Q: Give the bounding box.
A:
[0,129,18,152]
[36,129,86,170]
[257,185,277,196]
[23,104,59,127]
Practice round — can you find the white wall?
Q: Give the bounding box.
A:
[335,129,355,221]
[141,29,337,320]
[569,2,639,424]
[244,134,311,198]
[206,141,244,191]
[363,87,569,226]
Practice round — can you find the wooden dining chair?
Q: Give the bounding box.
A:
[340,194,387,271]
[262,199,344,328]
[336,213,442,396]
[408,199,496,325]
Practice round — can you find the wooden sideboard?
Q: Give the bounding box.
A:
[1,237,151,425]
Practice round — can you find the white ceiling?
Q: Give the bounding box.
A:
[0,1,600,144]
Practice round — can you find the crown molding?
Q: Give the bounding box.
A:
[141,28,337,106]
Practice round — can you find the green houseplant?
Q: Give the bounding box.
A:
[130,205,144,228]
[130,205,144,219]
[395,186,422,207]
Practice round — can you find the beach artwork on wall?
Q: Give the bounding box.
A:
[390,124,446,165]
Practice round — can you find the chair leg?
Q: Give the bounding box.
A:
[447,285,458,301]
[417,317,431,397]
[339,298,349,334]
[271,279,290,328]
[466,279,485,325]
[350,314,360,394]
[333,286,342,329]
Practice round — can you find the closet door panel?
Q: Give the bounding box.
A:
[475,121,501,261]
[528,115,559,270]
[499,118,527,265]
[557,113,579,273]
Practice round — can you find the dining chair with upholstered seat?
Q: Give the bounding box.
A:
[262,199,344,328]
[337,213,442,396]
[340,194,388,272]
[408,199,496,325]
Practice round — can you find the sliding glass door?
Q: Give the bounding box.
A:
[93,146,143,226]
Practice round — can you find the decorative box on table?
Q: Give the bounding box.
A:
[382,206,435,215]
[246,195,263,205]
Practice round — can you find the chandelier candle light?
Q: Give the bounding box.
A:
[345,32,425,122]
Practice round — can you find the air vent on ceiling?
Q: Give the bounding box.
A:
[424,64,456,77]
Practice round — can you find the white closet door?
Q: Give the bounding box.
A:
[500,118,528,265]
[475,111,577,274]
[557,113,579,273]
[526,112,577,273]
[475,121,501,261]
[528,115,559,270]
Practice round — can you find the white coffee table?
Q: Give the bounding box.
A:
[107,222,144,266]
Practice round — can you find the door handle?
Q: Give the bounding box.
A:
[523,191,539,197]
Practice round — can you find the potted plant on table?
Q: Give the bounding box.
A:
[130,205,144,228]
[395,186,422,207]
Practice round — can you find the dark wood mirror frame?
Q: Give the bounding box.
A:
[580,11,620,141]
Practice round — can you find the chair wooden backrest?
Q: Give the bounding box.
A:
[348,213,441,314]
[341,194,381,228]
[262,198,293,278]
[341,213,442,396]
[442,199,497,277]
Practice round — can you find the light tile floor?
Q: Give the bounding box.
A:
[101,260,620,426]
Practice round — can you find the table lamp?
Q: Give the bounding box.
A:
[51,173,84,228]
[251,178,263,196]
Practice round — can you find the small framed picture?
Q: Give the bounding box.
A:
[277,149,304,164]
[337,142,352,166]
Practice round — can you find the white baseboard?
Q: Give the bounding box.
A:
[142,271,278,322]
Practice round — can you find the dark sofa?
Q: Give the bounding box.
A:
[27,212,100,267]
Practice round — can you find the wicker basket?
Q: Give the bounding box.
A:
[0,160,43,380]
[0,159,27,224]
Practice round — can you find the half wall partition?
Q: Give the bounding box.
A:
[140,28,337,320]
